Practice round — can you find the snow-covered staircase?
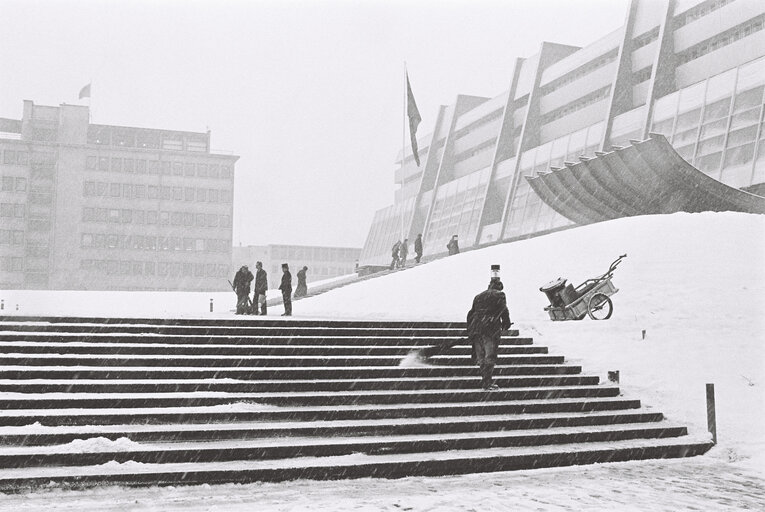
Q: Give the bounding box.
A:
[0,316,712,490]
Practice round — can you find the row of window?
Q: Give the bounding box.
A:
[674,0,736,29]
[82,181,232,203]
[540,86,612,125]
[0,202,24,218]
[633,66,653,84]
[81,233,230,253]
[677,16,764,65]
[539,49,618,96]
[453,109,504,140]
[82,207,232,228]
[454,139,496,163]
[0,229,24,245]
[0,256,23,272]
[88,126,208,153]
[1,176,26,193]
[2,150,56,166]
[86,156,232,179]
[632,26,659,50]
[80,259,229,278]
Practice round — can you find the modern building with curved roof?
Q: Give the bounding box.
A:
[359,0,765,266]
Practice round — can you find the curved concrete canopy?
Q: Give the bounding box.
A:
[526,133,765,225]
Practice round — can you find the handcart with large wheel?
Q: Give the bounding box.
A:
[539,254,627,321]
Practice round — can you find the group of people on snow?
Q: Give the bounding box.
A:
[232,262,309,316]
[390,233,424,270]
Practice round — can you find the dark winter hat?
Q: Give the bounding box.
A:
[282,263,289,269]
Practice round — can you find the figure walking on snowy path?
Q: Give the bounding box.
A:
[253,261,268,315]
[294,266,309,298]
[447,234,460,256]
[390,240,401,270]
[232,265,254,315]
[414,234,423,263]
[399,239,409,268]
[279,263,293,316]
[467,277,512,391]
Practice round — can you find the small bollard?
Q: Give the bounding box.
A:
[15,304,18,311]
[209,298,214,313]
[0,299,4,310]
[642,329,646,340]
[608,370,620,384]
[706,383,717,445]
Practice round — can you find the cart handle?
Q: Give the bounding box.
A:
[580,254,627,288]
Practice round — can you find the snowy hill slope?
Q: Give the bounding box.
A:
[296,212,765,472]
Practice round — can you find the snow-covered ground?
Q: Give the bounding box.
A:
[0,211,763,511]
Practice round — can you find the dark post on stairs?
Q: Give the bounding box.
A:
[706,383,717,445]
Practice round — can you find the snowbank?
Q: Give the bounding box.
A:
[0,212,762,471]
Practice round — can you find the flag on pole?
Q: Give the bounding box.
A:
[78,83,91,100]
[406,72,422,166]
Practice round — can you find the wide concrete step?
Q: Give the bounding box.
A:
[0,334,530,346]
[0,411,666,446]
[0,354,565,367]
[0,375,599,393]
[0,342,546,356]
[0,397,643,426]
[0,423,687,468]
[0,316,473,329]
[0,364,583,380]
[0,385,621,409]
[0,436,714,490]
[0,324,491,338]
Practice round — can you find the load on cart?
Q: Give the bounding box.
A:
[539,254,627,321]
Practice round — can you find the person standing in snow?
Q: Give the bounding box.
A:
[467,277,512,391]
[390,240,401,270]
[414,234,423,263]
[232,265,254,315]
[399,239,409,268]
[447,234,460,256]
[279,263,293,316]
[294,266,309,298]
[253,261,268,315]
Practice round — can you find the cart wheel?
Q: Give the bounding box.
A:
[587,293,613,320]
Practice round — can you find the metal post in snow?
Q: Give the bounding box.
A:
[706,383,717,445]
[210,298,214,313]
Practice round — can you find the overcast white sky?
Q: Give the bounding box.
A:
[1,0,629,248]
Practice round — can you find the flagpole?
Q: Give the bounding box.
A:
[401,62,407,243]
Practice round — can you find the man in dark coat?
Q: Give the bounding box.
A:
[253,261,268,315]
[390,240,401,270]
[399,239,409,268]
[447,234,460,256]
[414,234,423,263]
[295,266,308,298]
[467,278,512,390]
[232,265,254,315]
[279,263,293,316]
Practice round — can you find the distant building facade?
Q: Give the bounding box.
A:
[360,0,765,266]
[0,100,238,291]
[232,244,361,286]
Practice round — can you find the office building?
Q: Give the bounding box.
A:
[0,101,238,290]
[360,0,765,266]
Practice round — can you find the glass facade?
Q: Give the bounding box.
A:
[422,168,490,256]
[503,123,602,239]
[651,57,764,186]
[359,0,765,267]
[359,197,415,265]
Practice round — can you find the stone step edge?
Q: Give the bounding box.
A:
[0,397,643,424]
[0,436,714,490]
[0,410,664,439]
[0,423,685,460]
